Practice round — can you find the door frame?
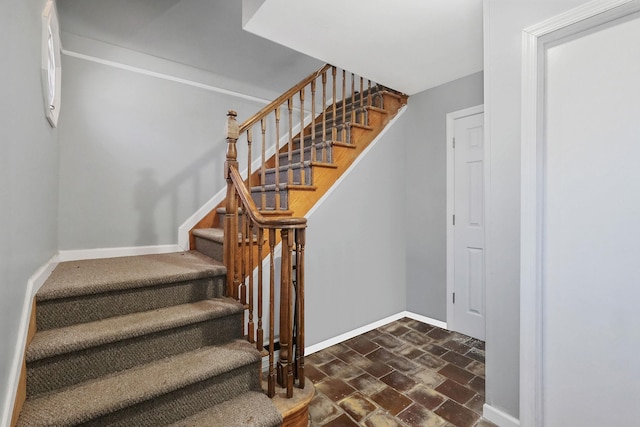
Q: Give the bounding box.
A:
[520,1,640,425]
[446,104,485,333]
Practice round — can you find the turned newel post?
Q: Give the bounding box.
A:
[224,110,240,299]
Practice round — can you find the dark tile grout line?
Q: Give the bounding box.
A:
[305,317,498,427]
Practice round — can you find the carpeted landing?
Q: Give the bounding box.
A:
[17,251,282,427]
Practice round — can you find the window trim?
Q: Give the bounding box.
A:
[41,0,61,128]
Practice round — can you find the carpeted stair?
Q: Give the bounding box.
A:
[18,251,282,427]
[248,88,381,211]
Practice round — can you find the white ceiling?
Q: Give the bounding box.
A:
[56,0,483,97]
[243,0,484,95]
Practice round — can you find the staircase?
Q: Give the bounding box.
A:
[17,251,282,427]
[12,64,406,427]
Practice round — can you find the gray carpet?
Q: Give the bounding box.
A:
[18,251,282,427]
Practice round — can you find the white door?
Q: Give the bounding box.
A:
[521,4,640,426]
[447,109,485,340]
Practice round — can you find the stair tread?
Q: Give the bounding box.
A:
[27,298,243,362]
[38,251,225,301]
[18,340,261,426]
[250,183,315,192]
[192,227,224,243]
[265,160,335,173]
[167,391,282,427]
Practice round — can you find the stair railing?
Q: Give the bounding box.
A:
[222,64,386,399]
[224,110,306,398]
[235,63,383,212]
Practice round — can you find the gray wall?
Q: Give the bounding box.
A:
[56,0,322,101]
[58,54,268,249]
[483,0,589,420]
[403,72,484,321]
[305,112,408,345]
[0,0,60,417]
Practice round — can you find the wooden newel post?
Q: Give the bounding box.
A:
[224,110,239,299]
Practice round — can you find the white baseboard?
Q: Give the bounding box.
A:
[403,311,447,330]
[305,310,447,356]
[1,255,58,427]
[56,244,183,262]
[483,404,521,427]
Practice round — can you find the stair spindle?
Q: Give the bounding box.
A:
[332,67,337,143]
[287,98,294,189]
[299,89,306,186]
[311,79,317,163]
[256,227,264,352]
[351,73,356,124]
[240,209,247,307]
[247,213,255,344]
[246,128,252,187]
[260,119,267,210]
[268,229,276,398]
[295,228,306,388]
[274,107,281,211]
[360,77,364,113]
[322,71,328,163]
[342,69,347,143]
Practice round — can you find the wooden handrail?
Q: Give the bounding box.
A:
[228,167,306,229]
[239,64,332,134]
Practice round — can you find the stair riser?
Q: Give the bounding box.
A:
[83,363,261,427]
[263,166,312,186]
[278,146,333,166]
[37,277,225,330]
[251,190,288,211]
[27,313,243,397]
[194,236,223,263]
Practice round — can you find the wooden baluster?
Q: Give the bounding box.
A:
[247,214,255,344]
[240,208,247,308]
[342,69,346,143]
[278,228,294,398]
[268,228,276,397]
[261,118,267,210]
[311,79,317,163]
[224,111,239,299]
[367,79,372,125]
[287,98,294,187]
[360,77,365,112]
[233,197,240,300]
[231,197,244,300]
[351,73,356,124]
[295,228,306,388]
[247,128,252,187]
[331,67,337,143]
[299,88,306,186]
[322,71,328,163]
[274,107,281,211]
[256,227,264,352]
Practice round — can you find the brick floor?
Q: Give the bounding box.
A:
[307,318,498,427]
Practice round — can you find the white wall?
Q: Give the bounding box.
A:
[542,13,640,426]
[0,0,60,419]
[483,0,589,421]
[403,72,484,321]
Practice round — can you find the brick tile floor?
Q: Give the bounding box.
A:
[307,318,498,427]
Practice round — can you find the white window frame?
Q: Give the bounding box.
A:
[41,0,61,127]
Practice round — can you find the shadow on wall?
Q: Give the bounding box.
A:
[134,169,159,245]
[131,141,230,246]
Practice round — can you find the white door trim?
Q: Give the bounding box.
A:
[520,1,640,426]
[446,104,484,331]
